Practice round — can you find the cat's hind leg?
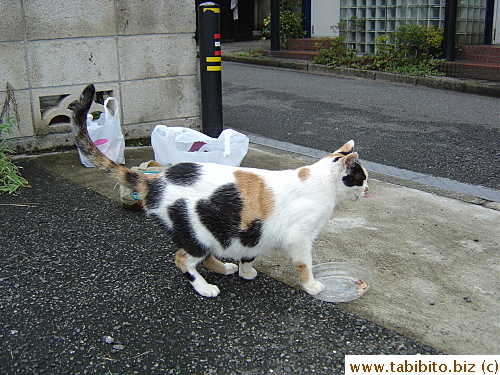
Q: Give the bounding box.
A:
[174,249,220,297]
[239,257,258,280]
[203,255,238,275]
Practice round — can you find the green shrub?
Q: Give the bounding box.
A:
[314,24,444,76]
[262,0,306,49]
[314,36,358,66]
[390,24,443,59]
[0,117,29,195]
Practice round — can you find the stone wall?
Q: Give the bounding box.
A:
[0,0,200,152]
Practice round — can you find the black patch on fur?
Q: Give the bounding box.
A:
[183,272,195,282]
[241,257,255,263]
[125,171,139,186]
[342,161,366,187]
[196,184,242,248]
[165,163,201,186]
[168,199,209,258]
[240,220,263,247]
[196,184,264,249]
[149,213,172,233]
[144,178,165,210]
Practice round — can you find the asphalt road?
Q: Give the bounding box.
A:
[1,161,439,374]
[221,62,500,190]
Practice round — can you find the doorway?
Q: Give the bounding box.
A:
[494,0,500,43]
[311,0,341,37]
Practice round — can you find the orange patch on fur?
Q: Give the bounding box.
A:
[203,255,229,274]
[233,170,275,230]
[337,141,353,154]
[324,141,354,159]
[298,167,310,181]
[132,172,158,205]
[294,261,310,284]
[174,249,189,272]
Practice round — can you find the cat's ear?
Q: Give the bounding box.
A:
[341,152,359,170]
[324,140,356,161]
[335,140,354,155]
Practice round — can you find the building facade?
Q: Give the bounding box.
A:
[307,0,498,54]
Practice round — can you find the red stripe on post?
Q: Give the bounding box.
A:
[214,34,220,39]
[214,50,221,56]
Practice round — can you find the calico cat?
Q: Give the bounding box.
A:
[72,84,369,297]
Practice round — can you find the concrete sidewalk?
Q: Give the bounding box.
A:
[26,143,499,356]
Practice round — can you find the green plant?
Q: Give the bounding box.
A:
[372,26,444,75]
[314,24,444,76]
[314,36,358,66]
[262,0,306,49]
[332,16,366,36]
[0,117,29,195]
[235,49,265,58]
[391,24,443,59]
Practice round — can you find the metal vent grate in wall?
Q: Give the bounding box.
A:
[37,90,113,133]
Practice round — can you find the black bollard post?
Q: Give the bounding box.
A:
[198,2,223,138]
[444,0,457,61]
[271,0,280,51]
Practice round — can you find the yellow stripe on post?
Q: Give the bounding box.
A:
[207,66,222,72]
[206,57,221,62]
[203,7,220,13]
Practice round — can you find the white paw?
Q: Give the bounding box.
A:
[194,283,220,297]
[239,266,258,280]
[303,280,325,295]
[223,262,238,275]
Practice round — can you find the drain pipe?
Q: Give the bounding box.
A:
[484,0,494,44]
[198,2,223,137]
[444,0,457,61]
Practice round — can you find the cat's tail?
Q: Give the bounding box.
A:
[72,84,148,191]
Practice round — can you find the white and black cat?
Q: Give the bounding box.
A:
[73,84,369,297]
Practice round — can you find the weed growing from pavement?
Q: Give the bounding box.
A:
[236,49,266,58]
[0,117,29,194]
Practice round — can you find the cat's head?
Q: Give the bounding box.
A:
[326,140,369,201]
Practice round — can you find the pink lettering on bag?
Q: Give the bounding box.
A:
[94,139,108,146]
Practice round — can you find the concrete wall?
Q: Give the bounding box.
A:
[0,0,200,152]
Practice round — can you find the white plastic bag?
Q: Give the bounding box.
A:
[151,126,249,167]
[78,97,125,167]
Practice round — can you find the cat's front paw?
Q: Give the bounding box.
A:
[303,280,325,295]
[194,283,220,297]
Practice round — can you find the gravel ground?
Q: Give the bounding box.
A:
[0,161,439,374]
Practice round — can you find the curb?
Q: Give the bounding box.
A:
[222,54,500,98]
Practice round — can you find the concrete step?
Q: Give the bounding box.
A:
[286,38,332,51]
[439,60,500,81]
[457,45,500,63]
